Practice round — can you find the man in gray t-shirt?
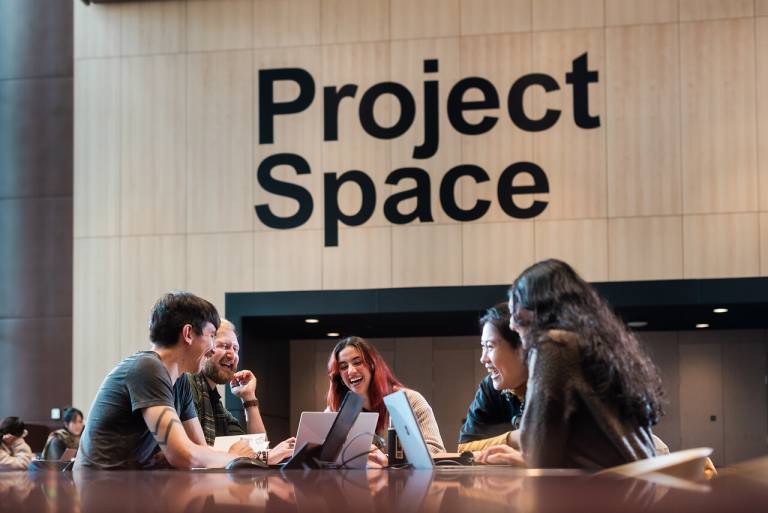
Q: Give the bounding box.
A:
[75,292,256,470]
[77,351,197,469]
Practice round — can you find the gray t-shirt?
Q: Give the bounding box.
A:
[75,351,197,469]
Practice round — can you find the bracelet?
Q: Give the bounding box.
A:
[242,398,259,409]
[256,450,269,464]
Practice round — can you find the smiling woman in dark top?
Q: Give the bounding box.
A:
[509,259,664,469]
[458,303,527,453]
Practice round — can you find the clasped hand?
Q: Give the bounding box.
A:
[230,370,257,399]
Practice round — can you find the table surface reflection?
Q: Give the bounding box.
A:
[1,459,767,513]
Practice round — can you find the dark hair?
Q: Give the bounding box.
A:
[479,302,521,350]
[149,292,220,347]
[508,259,664,425]
[327,336,403,433]
[0,416,26,437]
[63,407,83,425]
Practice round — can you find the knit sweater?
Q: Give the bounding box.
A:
[0,438,33,470]
[401,388,446,454]
[520,330,656,469]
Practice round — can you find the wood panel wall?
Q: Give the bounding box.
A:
[74,1,768,416]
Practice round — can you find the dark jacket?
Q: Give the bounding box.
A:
[459,374,523,443]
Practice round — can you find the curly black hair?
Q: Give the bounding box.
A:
[509,259,664,426]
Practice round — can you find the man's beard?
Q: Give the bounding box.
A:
[202,359,234,384]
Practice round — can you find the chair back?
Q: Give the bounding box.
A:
[597,447,714,481]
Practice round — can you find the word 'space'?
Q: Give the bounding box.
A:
[255,53,600,247]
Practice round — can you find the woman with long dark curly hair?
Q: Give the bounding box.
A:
[326,336,445,464]
[508,259,664,468]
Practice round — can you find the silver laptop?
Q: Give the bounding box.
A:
[383,391,434,469]
[294,411,378,469]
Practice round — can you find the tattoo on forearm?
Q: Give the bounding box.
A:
[152,407,173,435]
[150,407,180,446]
[158,419,180,446]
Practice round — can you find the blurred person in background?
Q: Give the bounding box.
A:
[42,407,84,460]
[1,417,33,470]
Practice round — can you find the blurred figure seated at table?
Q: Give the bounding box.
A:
[0,417,33,470]
[42,407,84,460]
[326,336,445,466]
[458,303,527,457]
[186,319,295,465]
[74,292,256,470]
[508,259,663,469]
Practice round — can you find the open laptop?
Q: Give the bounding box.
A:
[293,411,378,469]
[282,391,366,469]
[384,390,478,469]
[383,391,436,469]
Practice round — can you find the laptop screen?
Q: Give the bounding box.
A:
[318,391,364,462]
[384,390,434,469]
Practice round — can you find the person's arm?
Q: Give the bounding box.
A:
[267,437,296,465]
[0,438,34,469]
[230,370,267,435]
[142,405,254,469]
[49,436,68,460]
[182,417,207,446]
[520,343,571,468]
[405,390,446,454]
[508,429,521,449]
[457,432,511,453]
[242,399,267,435]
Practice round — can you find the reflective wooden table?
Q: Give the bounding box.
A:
[1,459,767,513]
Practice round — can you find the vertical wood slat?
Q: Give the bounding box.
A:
[679,0,754,21]
[606,24,681,217]
[680,19,757,214]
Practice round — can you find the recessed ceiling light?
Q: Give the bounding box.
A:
[627,321,648,328]
[327,332,340,337]
[695,323,709,329]
[305,318,319,324]
[713,308,728,314]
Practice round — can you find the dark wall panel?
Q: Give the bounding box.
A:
[0,317,73,420]
[0,77,73,198]
[0,0,73,81]
[229,330,291,444]
[0,197,73,318]
[0,0,73,422]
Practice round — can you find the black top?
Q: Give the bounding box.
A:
[458,374,523,443]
